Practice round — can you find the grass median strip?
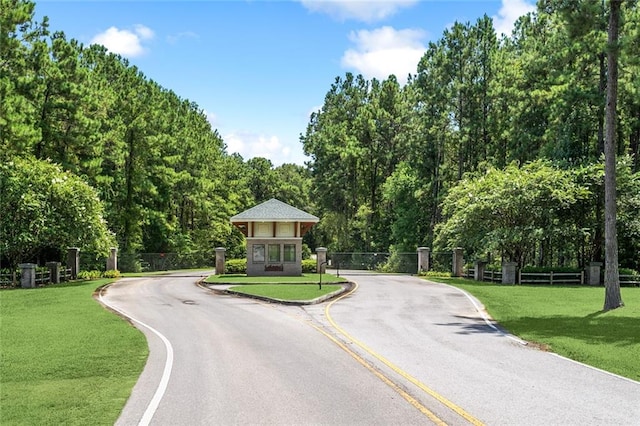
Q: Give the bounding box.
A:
[205,273,347,284]
[0,280,148,426]
[229,284,343,301]
[426,277,640,382]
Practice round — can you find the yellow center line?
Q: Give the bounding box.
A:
[305,315,447,425]
[325,280,485,426]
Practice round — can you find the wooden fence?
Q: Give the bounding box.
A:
[620,275,640,287]
[0,267,73,287]
[519,271,584,285]
[463,267,638,286]
[483,270,503,283]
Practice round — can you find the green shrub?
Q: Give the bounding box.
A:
[301,244,312,260]
[101,270,121,278]
[301,259,316,273]
[619,268,639,276]
[225,258,247,274]
[418,270,452,278]
[77,270,101,280]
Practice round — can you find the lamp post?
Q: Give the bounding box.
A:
[319,261,328,290]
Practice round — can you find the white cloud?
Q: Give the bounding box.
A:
[224,132,305,166]
[90,25,154,57]
[167,31,199,45]
[492,0,536,36]
[341,26,426,84]
[203,110,218,127]
[299,0,418,23]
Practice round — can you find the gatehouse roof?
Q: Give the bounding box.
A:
[230,198,319,223]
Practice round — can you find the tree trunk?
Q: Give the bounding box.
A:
[603,0,623,311]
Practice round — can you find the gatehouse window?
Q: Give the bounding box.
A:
[284,244,296,262]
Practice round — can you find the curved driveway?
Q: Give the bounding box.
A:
[100,271,640,425]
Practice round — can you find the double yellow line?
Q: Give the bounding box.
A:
[320,281,485,426]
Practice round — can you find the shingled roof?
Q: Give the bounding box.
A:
[230,199,319,222]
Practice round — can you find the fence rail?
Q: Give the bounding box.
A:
[483,270,503,283]
[519,271,584,285]
[620,275,640,287]
[35,270,51,285]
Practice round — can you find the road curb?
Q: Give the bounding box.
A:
[199,280,355,305]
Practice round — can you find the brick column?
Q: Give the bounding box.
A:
[452,247,464,277]
[502,262,518,284]
[19,263,36,288]
[106,247,118,271]
[46,262,61,284]
[67,247,80,279]
[417,247,430,274]
[474,261,487,281]
[215,247,226,275]
[316,247,327,274]
[586,262,602,286]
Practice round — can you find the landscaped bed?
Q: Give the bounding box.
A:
[204,273,350,303]
[204,273,347,284]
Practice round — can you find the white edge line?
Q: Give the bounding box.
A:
[436,281,528,345]
[548,352,640,385]
[99,283,174,426]
[434,281,640,386]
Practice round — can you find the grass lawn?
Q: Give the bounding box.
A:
[229,284,343,301]
[0,280,148,425]
[205,273,347,284]
[426,277,640,381]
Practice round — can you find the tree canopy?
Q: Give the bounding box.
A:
[0,156,115,267]
[2,0,639,294]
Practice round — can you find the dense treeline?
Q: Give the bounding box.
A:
[302,1,640,271]
[2,0,639,273]
[1,0,311,264]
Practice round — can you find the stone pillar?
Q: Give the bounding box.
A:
[474,260,487,281]
[586,262,602,286]
[215,247,226,275]
[106,247,118,271]
[502,262,518,284]
[316,247,327,274]
[452,247,464,277]
[19,263,36,288]
[46,262,61,284]
[417,247,430,274]
[67,247,80,279]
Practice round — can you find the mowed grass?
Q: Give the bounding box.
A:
[229,284,343,301]
[426,277,640,381]
[0,280,148,425]
[205,273,347,284]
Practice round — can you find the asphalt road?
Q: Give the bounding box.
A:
[100,271,640,426]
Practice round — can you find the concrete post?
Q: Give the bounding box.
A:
[316,247,327,274]
[586,262,602,286]
[67,247,80,279]
[19,263,36,288]
[452,247,464,277]
[215,247,226,275]
[46,262,61,284]
[474,260,487,281]
[417,247,430,274]
[106,247,118,271]
[502,262,518,284]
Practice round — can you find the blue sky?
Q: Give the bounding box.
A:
[34,0,536,166]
